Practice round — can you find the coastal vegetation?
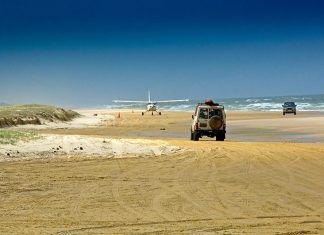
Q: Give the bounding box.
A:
[0,104,79,128]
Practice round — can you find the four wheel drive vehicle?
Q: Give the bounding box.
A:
[282,102,297,115]
[191,100,226,141]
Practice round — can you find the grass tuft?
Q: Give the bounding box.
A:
[0,130,40,145]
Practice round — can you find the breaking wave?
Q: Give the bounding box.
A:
[98,94,324,112]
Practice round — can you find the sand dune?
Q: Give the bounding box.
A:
[0,104,79,128]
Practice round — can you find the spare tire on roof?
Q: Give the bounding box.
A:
[209,115,223,130]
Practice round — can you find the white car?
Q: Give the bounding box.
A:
[191,100,226,141]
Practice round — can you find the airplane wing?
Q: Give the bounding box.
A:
[113,100,148,103]
[156,99,189,103]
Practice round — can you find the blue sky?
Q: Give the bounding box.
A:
[0,0,324,106]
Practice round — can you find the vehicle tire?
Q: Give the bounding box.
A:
[216,133,225,141]
[142,112,144,116]
[283,112,285,115]
[159,112,161,115]
[193,131,199,141]
[190,132,194,140]
[151,112,154,115]
[294,112,296,115]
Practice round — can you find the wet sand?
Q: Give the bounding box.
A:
[1,110,324,234]
[40,110,324,142]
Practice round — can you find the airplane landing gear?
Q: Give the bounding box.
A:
[141,111,162,116]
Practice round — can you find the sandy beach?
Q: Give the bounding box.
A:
[1,109,324,234]
[38,109,324,142]
[3,1,324,233]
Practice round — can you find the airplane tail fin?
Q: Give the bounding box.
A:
[148,90,151,103]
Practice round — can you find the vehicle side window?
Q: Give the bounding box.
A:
[199,108,208,119]
[209,109,222,118]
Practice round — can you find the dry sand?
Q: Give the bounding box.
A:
[1,109,324,234]
[0,135,181,162]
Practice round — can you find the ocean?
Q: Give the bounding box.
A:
[101,94,324,112]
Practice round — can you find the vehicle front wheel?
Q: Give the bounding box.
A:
[294,112,296,115]
[283,112,285,115]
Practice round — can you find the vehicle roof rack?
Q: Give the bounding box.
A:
[197,102,220,106]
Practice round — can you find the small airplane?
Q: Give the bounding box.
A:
[113,91,189,115]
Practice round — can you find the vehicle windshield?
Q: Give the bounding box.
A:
[284,102,296,106]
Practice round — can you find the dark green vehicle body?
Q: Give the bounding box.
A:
[282,102,297,115]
